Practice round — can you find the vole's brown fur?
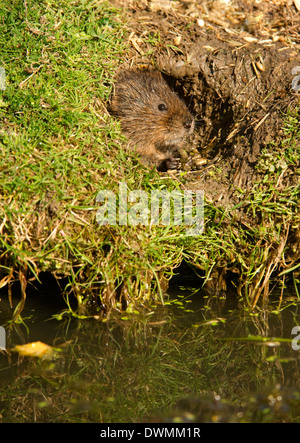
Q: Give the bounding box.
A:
[110,69,194,170]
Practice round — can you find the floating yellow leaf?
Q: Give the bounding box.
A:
[12,341,57,359]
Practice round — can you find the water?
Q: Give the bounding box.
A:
[0,282,300,423]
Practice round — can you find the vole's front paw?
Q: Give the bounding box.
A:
[165,157,181,171]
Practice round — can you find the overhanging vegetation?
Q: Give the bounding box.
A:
[0,0,299,320]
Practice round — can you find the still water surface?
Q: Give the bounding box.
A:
[0,284,300,423]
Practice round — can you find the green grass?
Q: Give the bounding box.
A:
[0,0,191,318]
[0,0,130,310]
[0,0,299,319]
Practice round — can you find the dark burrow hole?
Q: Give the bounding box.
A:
[0,272,70,323]
[0,262,241,320]
[162,72,236,160]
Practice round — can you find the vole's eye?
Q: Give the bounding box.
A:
[158,103,167,112]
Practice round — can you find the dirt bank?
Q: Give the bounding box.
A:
[112,0,299,200]
[0,0,299,318]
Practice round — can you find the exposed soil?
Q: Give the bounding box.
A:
[111,0,300,204]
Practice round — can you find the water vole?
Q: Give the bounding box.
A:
[110,69,194,170]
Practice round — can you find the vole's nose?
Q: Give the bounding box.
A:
[183,120,193,129]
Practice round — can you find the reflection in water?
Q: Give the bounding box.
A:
[0,284,300,422]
